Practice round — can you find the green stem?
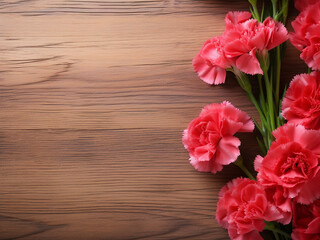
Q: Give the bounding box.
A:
[248,0,260,20]
[264,223,291,239]
[262,65,276,132]
[233,68,272,151]
[258,75,266,112]
[233,156,255,180]
[271,0,278,18]
[247,91,268,129]
[232,69,268,130]
[252,5,260,21]
[275,46,281,116]
[273,231,281,240]
[282,0,289,24]
[256,137,267,155]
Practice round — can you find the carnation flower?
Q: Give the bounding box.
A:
[282,71,320,130]
[223,16,288,75]
[193,11,288,84]
[216,178,284,240]
[292,200,320,240]
[256,124,320,204]
[182,101,254,173]
[290,2,320,70]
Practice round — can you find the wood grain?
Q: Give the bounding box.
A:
[0,1,306,239]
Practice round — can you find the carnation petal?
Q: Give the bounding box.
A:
[224,39,250,58]
[289,33,305,51]
[192,53,227,85]
[241,230,264,240]
[220,118,244,136]
[235,51,263,75]
[292,200,320,239]
[212,66,227,85]
[194,145,214,162]
[225,11,252,30]
[190,156,223,173]
[268,204,292,225]
[305,217,320,234]
[215,136,241,165]
[273,124,320,154]
[313,51,320,70]
[201,37,230,69]
[254,155,263,172]
[295,171,320,204]
[266,20,288,50]
[193,53,215,84]
[249,29,267,50]
[221,102,254,133]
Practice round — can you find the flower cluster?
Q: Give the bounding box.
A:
[193,11,287,85]
[183,1,320,239]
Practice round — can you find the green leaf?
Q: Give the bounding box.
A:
[256,137,267,156]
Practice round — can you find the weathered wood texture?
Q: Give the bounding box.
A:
[0,1,306,239]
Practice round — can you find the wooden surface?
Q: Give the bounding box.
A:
[0,1,305,239]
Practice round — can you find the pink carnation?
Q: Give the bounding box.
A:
[192,12,288,85]
[290,2,320,70]
[216,178,284,240]
[256,124,320,204]
[282,71,320,130]
[223,16,288,75]
[193,11,288,84]
[182,101,254,173]
[292,200,320,240]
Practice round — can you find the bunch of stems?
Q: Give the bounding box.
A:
[232,1,291,239]
[234,0,289,154]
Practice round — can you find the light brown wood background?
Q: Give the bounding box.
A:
[0,1,305,239]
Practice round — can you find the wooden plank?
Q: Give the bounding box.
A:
[0,0,306,239]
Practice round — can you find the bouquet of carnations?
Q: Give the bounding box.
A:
[182,0,320,239]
